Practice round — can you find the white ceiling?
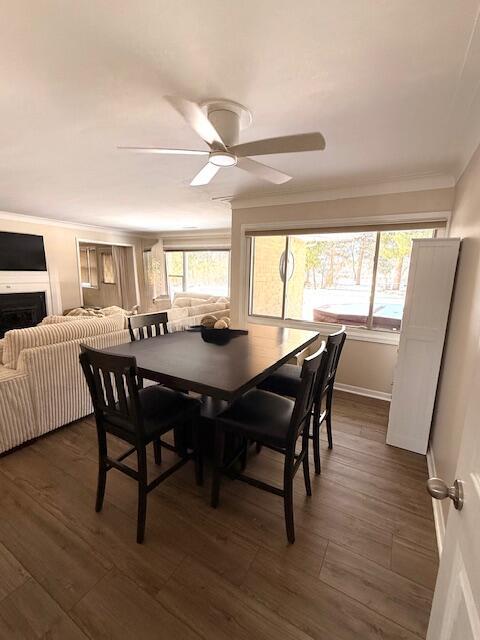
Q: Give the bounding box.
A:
[1,0,480,232]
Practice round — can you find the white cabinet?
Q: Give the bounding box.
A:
[386,238,460,455]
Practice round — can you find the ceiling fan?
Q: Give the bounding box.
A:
[119,97,326,186]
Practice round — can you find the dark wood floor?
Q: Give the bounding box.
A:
[0,391,438,639]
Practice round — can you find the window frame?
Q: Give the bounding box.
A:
[80,246,98,289]
[164,248,231,297]
[247,227,438,337]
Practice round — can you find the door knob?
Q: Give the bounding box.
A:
[427,477,464,511]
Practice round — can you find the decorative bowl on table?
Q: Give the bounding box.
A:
[200,325,233,345]
[195,314,247,345]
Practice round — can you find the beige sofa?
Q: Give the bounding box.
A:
[0,315,129,454]
[164,293,230,332]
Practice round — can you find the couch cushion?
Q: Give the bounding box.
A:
[41,315,97,325]
[2,315,125,369]
[203,296,230,304]
[0,363,37,453]
[187,302,227,317]
[66,307,103,317]
[172,297,190,308]
[166,307,189,322]
[173,297,206,308]
[0,363,27,382]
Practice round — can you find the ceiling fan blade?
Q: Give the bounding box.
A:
[236,157,292,184]
[230,132,326,157]
[190,162,221,186]
[165,96,226,150]
[118,146,208,155]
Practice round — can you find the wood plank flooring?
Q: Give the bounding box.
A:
[0,391,438,639]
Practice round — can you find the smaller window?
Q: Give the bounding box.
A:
[165,251,185,296]
[102,252,116,284]
[165,250,230,296]
[80,247,98,288]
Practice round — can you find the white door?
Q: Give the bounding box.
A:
[427,335,480,638]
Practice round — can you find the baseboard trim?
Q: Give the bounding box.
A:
[334,382,392,402]
[426,445,445,556]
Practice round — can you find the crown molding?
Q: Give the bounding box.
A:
[0,210,153,238]
[158,227,231,239]
[225,173,455,210]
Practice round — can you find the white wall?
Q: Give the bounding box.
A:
[431,143,480,523]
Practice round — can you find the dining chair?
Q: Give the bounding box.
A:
[128,311,169,341]
[258,326,346,474]
[79,344,202,543]
[211,341,327,544]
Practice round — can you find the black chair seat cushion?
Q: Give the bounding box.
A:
[258,364,301,398]
[106,385,200,441]
[217,389,294,448]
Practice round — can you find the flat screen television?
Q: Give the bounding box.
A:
[0,232,47,271]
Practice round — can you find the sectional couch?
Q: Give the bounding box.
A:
[0,292,230,454]
[164,292,230,332]
[0,315,129,453]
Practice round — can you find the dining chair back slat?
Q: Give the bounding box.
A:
[128,312,169,342]
[80,345,143,438]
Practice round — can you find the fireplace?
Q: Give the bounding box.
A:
[0,292,47,338]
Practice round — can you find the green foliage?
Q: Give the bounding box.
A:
[165,250,229,292]
[302,229,432,291]
[377,230,431,290]
[304,233,375,289]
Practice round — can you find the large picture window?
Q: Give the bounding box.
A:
[249,228,435,331]
[165,250,230,296]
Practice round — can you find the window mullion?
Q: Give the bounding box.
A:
[281,236,289,320]
[182,252,187,292]
[367,232,381,329]
[248,238,255,316]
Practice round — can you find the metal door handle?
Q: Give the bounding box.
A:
[427,477,464,510]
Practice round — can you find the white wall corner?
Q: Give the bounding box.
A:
[426,443,446,556]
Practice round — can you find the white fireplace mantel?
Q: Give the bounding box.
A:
[0,271,57,315]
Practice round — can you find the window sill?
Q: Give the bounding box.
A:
[247,315,400,346]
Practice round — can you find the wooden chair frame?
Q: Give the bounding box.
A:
[211,342,327,544]
[311,327,346,474]
[79,344,202,543]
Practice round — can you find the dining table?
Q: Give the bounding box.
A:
[102,323,318,400]
[101,323,319,451]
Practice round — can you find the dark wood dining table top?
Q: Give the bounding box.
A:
[101,323,318,401]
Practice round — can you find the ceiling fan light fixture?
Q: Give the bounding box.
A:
[209,151,237,167]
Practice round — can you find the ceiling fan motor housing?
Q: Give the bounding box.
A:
[203,100,252,148]
[207,108,240,147]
